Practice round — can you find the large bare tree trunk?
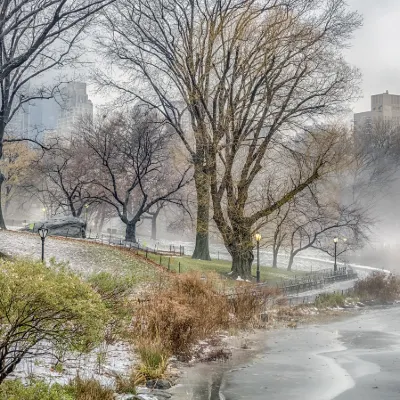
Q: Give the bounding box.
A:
[0,173,6,229]
[192,164,211,260]
[125,221,137,243]
[229,246,254,280]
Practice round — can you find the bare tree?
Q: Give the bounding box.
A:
[0,0,115,229]
[80,108,191,242]
[285,198,369,271]
[97,0,361,270]
[32,138,100,217]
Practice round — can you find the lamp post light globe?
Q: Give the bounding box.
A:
[254,233,262,283]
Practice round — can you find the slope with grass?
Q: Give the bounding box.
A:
[136,251,303,283]
[0,230,159,283]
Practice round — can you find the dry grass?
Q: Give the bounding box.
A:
[68,377,114,400]
[132,273,277,360]
[354,272,400,303]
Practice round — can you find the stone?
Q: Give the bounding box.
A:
[146,379,172,390]
[151,390,172,399]
[260,312,269,322]
[25,216,86,238]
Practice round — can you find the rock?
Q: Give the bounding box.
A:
[260,312,269,322]
[146,379,172,390]
[151,390,172,399]
[356,302,365,307]
[114,395,136,400]
[26,216,86,238]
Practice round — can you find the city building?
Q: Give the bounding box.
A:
[56,82,93,137]
[354,91,400,129]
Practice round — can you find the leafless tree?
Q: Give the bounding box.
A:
[80,108,192,242]
[32,138,100,218]
[0,0,115,229]
[97,0,361,272]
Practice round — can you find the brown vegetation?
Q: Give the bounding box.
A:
[132,273,278,360]
[354,272,400,303]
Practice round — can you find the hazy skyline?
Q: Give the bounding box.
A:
[347,0,400,113]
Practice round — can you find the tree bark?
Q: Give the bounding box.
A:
[229,246,254,280]
[272,245,279,268]
[192,163,211,260]
[0,173,6,229]
[125,221,137,242]
[287,252,295,271]
[151,215,157,240]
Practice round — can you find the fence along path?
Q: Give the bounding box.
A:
[15,223,358,297]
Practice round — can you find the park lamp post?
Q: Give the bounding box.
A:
[333,237,338,272]
[333,237,347,273]
[38,227,48,262]
[255,233,262,283]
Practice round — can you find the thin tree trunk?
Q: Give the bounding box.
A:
[151,215,157,240]
[192,163,211,260]
[0,173,6,229]
[272,245,279,268]
[125,221,137,242]
[287,252,295,271]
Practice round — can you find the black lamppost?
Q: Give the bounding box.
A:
[38,227,48,262]
[255,233,262,283]
[333,237,338,272]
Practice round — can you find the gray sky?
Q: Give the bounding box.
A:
[347,0,400,113]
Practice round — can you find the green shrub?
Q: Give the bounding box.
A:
[0,379,73,400]
[136,340,169,380]
[66,376,114,400]
[0,258,109,383]
[315,292,346,308]
[88,272,135,341]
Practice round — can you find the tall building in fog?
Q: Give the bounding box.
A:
[354,91,400,129]
[7,98,60,141]
[57,82,93,137]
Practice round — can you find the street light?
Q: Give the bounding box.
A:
[42,207,46,219]
[38,227,48,262]
[255,233,262,283]
[333,237,338,272]
[333,237,347,273]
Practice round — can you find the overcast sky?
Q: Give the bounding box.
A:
[347,0,400,113]
[88,0,400,115]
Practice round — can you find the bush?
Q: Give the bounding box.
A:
[88,272,136,341]
[354,272,400,303]
[66,377,114,400]
[0,258,109,384]
[0,379,74,400]
[136,340,169,381]
[315,292,346,308]
[88,272,135,308]
[132,273,275,359]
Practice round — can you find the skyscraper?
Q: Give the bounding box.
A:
[56,82,93,137]
[354,91,400,129]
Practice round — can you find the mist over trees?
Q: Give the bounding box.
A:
[0,0,116,229]
[2,0,393,278]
